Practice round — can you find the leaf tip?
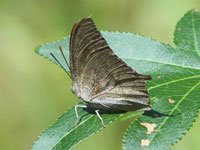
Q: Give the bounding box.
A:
[191,8,199,13]
[34,45,42,54]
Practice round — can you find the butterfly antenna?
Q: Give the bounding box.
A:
[59,46,72,74]
[50,52,72,79]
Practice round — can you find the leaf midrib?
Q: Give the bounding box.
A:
[192,11,200,57]
[123,57,200,70]
[51,115,95,149]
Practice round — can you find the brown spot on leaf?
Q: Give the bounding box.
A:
[168,98,175,104]
[141,139,150,146]
[141,122,157,134]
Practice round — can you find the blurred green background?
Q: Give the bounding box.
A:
[0,0,200,150]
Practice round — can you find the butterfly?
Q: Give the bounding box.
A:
[50,17,151,127]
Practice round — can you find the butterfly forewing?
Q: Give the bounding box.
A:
[70,18,151,112]
[70,19,112,79]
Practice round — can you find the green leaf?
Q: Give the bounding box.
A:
[123,9,200,150]
[33,107,120,150]
[33,9,200,150]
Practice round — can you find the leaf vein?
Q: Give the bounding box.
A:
[149,80,200,143]
[148,75,200,90]
[124,57,200,70]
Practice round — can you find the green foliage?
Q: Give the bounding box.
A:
[33,108,120,150]
[33,9,200,150]
[123,9,200,150]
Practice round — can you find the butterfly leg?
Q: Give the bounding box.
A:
[95,110,106,128]
[74,104,87,126]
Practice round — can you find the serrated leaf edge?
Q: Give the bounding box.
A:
[122,81,200,150]
[32,105,122,150]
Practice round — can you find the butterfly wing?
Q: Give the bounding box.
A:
[70,18,114,98]
[70,18,151,111]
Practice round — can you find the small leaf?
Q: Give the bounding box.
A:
[123,9,200,150]
[174,9,200,57]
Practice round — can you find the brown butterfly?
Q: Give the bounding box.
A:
[51,18,151,127]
